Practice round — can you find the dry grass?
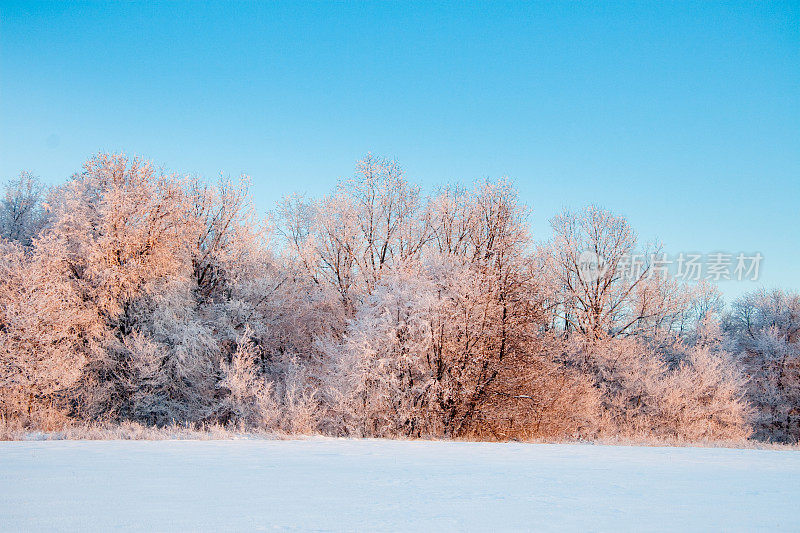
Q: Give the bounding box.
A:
[447,431,800,451]
[574,434,800,451]
[0,416,281,441]
[2,416,798,450]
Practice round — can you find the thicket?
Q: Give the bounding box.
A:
[2,154,796,442]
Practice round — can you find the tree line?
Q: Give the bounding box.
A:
[1,153,798,442]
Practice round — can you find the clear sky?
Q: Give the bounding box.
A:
[1,1,798,300]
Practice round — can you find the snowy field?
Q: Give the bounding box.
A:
[1,439,798,532]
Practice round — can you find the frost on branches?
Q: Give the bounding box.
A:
[0,153,793,443]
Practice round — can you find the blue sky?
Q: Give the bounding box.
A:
[1,1,798,299]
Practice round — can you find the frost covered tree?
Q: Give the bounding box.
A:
[546,205,695,340]
[0,171,48,246]
[328,266,439,437]
[0,154,281,426]
[329,258,531,438]
[560,336,750,440]
[725,289,800,442]
[37,154,201,420]
[326,177,546,438]
[0,151,791,443]
[474,337,603,441]
[276,154,427,313]
[0,240,100,422]
[659,344,751,441]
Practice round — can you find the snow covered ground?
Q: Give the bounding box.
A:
[1,439,798,532]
